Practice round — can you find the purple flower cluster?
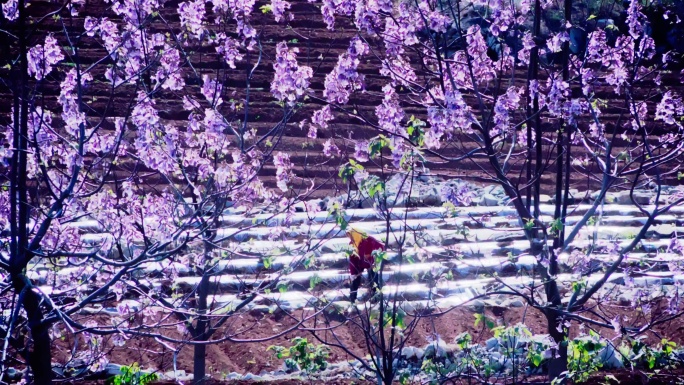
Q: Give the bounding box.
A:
[627,0,645,39]
[440,183,473,207]
[375,84,404,135]
[353,140,369,162]
[59,69,93,136]
[488,4,514,37]
[546,32,568,53]
[201,74,224,106]
[426,90,472,149]
[466,26,495,83]
[323,139,340,157]
[271,42,313,105]
[28,35,64,80]
[111,0,162,25]
[179,0,206,38]
[324,37,368,104]
[380,55,417,87]
[492,86,522,137]
[271,0,291,22]
[310,105,334,138]
[154,47,185,90]
[273,152,293,192]
[656,91,684,126]
[517,32,535,65]
[382,2,418,56]
[2,0,18,21]
[353,0,392,35]
[544,75,570,117]
[215,35,243,68]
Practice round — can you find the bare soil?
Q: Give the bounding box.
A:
[55,300,684,380]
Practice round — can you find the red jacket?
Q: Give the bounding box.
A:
[348,235,384,276]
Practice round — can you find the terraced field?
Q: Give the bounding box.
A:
[3,0,684,199]
[29,180,684,319]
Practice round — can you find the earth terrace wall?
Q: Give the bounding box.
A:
[1,0,682,199]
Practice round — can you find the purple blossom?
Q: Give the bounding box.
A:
[307,125,318,139]
[440,183,473,206]
[154,47,185,90]
[353,140,369,162]
[182,95,201,111]
[203,109,227,134]
[0,191,9,230]
[630,102,648,131]
[545,76,569,117]
[178,0,206,38]
[84,17,100,36]
[580,68,596,96]
[98,18,120,53]
[201,75,223,106]
[588,122,606,141]
[390,140,408,168]
[627,0,645,39]
[465,25,495,83]
[273,152,293,192]
[638,36,656,60]
[132,91,160,130]
[60,68,93,135]
[375,84,405,135]
[312,106,334,130]
[380,55,417,87]
[111,0,161,25]
[586,31,607,64]
[28,35,64,80]
[492,86,522,137]
[271,0,291,22]
[215,35,243,68]
[426,89,472,149]
[323,139,340,157]
[271,42,313,105]
[655,91,684,126]
[606,66,628,94]
[2,0,18,21]
[546,32,568,53]
[488,6,513,37]
[517,32,535,65]
[324,37,368,104]
[422,4,450,34]
[382,2,419,56]
[353,0,385,35]
[321,0,336,29]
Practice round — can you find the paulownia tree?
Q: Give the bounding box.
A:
[0,0,321,382]
[295,0,684,382]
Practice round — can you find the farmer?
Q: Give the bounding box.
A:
[346,227,384,302]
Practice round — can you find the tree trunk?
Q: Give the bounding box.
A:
[26,299,52,384]
[547,309,568,382]
[193,272,209,385]
[14,276,53,384]
[193,341,206,385]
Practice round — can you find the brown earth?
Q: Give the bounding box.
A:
[66,370,684,384]
[52,299,684,381]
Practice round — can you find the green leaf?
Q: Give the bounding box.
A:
[532,353,543,367]
[309,274,322,290]
[338,160,364,183]
[365,178,385,198]
[368,135,390,159]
